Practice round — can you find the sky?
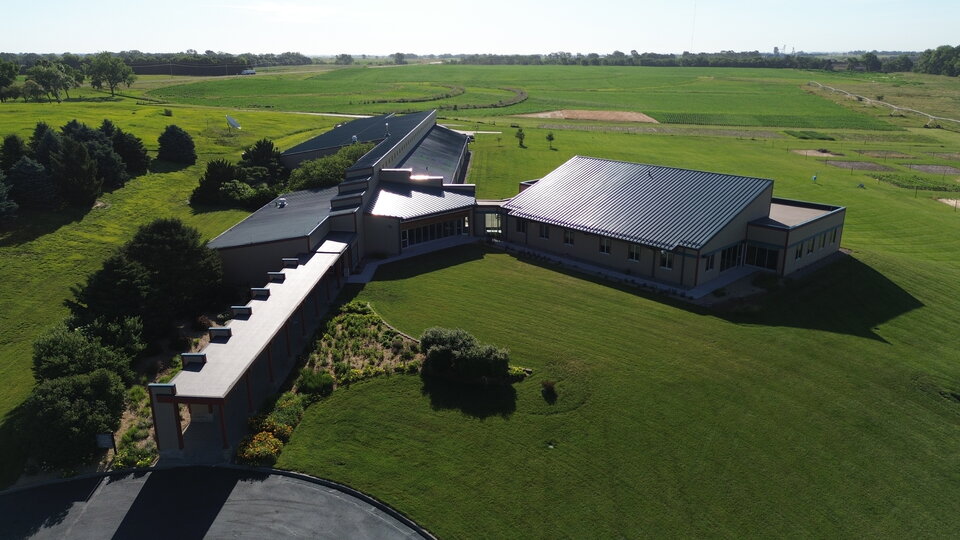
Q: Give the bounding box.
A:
[1,0,957,56]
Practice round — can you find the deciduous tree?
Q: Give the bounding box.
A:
[87,52,136,96]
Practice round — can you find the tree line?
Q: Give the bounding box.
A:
[0,52,135,103]
[913,45,960,77]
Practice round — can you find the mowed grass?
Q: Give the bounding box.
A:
[149,65,900,130]
[0,97,339,486]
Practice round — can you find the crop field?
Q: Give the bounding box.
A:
[149,65,904,130]
[2,65,960,536]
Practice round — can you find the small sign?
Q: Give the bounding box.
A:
[96,433,115,450]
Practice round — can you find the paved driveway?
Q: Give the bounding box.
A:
[0,467,425,539]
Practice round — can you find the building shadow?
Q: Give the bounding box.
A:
[111,467,266,538]
[371,244,487,281]
[0,474,105,539]
[420,375,517,419]
[721,254,924,342]
[0,206,88,247]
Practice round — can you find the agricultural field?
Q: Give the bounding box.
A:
[1,64,960,536]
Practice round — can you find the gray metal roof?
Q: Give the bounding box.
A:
[282,113,390,156]
[396,125,468,182]
[349,111,435,171]
[208,188,337,249]
[503,156,773,250]
[367,182,475,220]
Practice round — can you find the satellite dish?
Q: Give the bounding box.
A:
[226,115,241,130]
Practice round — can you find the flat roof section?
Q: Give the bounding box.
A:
[281,113,390,156]
[208,188,338,249]
[171,236,352,398]
[766,203,833,227]
[367,181,475,220]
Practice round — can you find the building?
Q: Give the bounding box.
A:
[149,112,845,460]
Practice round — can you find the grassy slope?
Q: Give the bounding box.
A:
[0,96,338,485]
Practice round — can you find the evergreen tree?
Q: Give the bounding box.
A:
[51,137,101,207]
[28,121,52,156]
[157,125,196,164]
[111,129,150,176]
[6,156,58,207]
[84,139,129,190]
[1,134,28,172]
[0,171,18,221]
[33,129,62,169]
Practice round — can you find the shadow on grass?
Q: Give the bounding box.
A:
[420,375,516,419]
[0,405,27,490]
[0,206,89,247]
[149,159,193,174]
[370,244,486,281]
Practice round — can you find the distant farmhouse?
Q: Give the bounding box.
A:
[149,110,845,459]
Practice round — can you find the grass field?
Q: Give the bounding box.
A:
[149,65,907,130]
[0,97,338,485]
[2,65,960,536]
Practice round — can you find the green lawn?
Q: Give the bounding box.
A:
[0,97,339,485]
[279,233,960,536]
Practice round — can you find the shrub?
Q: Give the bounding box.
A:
[420,327,510,381]
[541,380,558,401]
[162,108,173,117]
[157,125,196,164]
[32,323,133,384]
[297,368,335,398]
[267,392,306,428]
[236,431,283,466]
[113,442,157,469]
[249,415,294,442]
[193,315,214,331]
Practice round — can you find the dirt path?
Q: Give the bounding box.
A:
[518,109,659,123]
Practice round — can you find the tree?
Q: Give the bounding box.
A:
[1,134,27,171]
[21,369,125,468]
[34,129,62,169]
[191,158,243,204]
[157,125,196,164]
[67,253,152,330]
[51,136,102,207]
[239,138,287,183]
[0,171,17,221]
[87,52,136,96]
[6,156,57,206]
[861,52,882,72]
[334,54,354,65]
[546,131,555,150]
[286,142,374,191]
[392,52,406,65]
[121,218,223,324]
[420,327,510,381]
[0,58,18,89]
[26,62,74,102]
[21,79,44,102]
[111,129,150,176]
[84,139,129,190]
[32,323,132,383]
[515,127,525,147]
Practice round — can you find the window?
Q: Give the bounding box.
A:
[628,244,641,262]
[806,239,815,254]
[720,244,742,271]
[563,229,575,245]
[745,245,778,270]
[516,218,526,234]
[704,253,715,271]
[819,233,826,249]
[659,251,674,269]
[795,244,803,260]
[599,237,611,254]
[539,223,550,239]
[831,228,837,244]
[400,230,408,249]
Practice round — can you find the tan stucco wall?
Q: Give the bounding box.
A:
[781,209,846,275]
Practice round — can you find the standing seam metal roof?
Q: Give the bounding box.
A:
[207,187,338,249]
[503,156,772,250]
[281,113,391,156]
[367,182,475,220]
[396,125,468,182]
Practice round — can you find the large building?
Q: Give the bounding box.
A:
[149,111,845,460]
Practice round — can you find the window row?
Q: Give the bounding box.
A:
[793,228,839,261]
[401,217,469,249]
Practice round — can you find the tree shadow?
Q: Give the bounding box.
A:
[0,474,104,538]
[148,160,192,174]
[420,375,516,419]
[0,405,28,489]
[0,206,89,247]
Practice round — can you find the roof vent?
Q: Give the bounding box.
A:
[276,197,287,208]
[267,271,286,283]
[231,305,252,317]
[251,287,270,299]
[282,258,300,268]
[181,352,206,367]
[209,327,232,340]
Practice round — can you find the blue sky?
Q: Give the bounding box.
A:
[2,0,956,55]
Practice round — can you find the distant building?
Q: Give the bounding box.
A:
[149,111,845,460]
[239,69,256,75]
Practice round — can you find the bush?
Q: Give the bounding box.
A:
[287,142,374,191]
[113,442,157,469]
[32,323,134,384]
[22,369,125,469]
[420,327,510,381]
[162,108,173,117]
[248,415,294,442]
[157,125,196,164]
[297,368,335,398]
[541,380,558,402]
[236,431,283,466]
[267,391,306,428]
